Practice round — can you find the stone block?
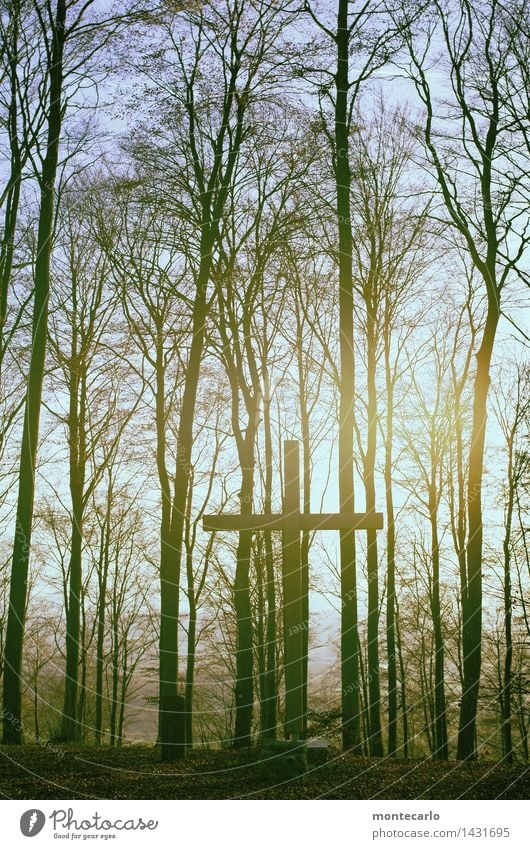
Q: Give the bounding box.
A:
[259,739,308,781]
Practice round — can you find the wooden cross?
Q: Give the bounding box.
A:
[203,440,383,739]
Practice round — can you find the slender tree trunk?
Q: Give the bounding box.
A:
[256,537,267,739]
[383,336,397,756]
[0,0,22,363]
[453,386,468,623]
[159,236,212,758]
[419,633,434,755]
[77,588,88,741]
[118,649,127,745]
[95,505,110,744]
[61,295,88,739]
[395,597,408,757]
[110,614,119,747]
[61,507,83,740]
[295,309,310,737]
[516,681,528,761]
[184,497,196,750]
[33,670,39,741]
[2,1,67,743]
[233,447,256,747]
[458,306,499,759]
[262,377,277,739]
[62,371,87,741]
[154,324,172,742]
[357,636,369,754]
[184,589,196,751]
[335,0,361,754]
[429,481,448,760]
[364,312,383,756]
[501,432,515,762]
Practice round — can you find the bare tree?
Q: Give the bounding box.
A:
[127,0,298,759]
[47,193,136,741]
[182,396,227,748]
[302,0,414,754]
[493,363,530,762]
[1,0,138,745]
[348,98,429,756]
[3,0,80,744]
[96,183,191,744]
[402,0,530,759]
[211,139,300,744]
[400,326,453,759]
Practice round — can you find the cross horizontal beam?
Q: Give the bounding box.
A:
[203,512,383,532]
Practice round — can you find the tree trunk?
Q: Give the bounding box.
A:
[118,648,127,745]
[501,431,515,762]
[458,306,499,759]
[233,454,255,747]
[357,636,369,754]
[256,537,267,739]
[383,335,397,756]
[77,587,88,741]
[395,597,408,757]
[452,377,468,633]
[159,236,212,759]
[184,598,196,750]
[429,481,448,760]
[364,311,383,756]
[2,0,67,744]
[95,497,111,744]
[419,633,434,755]
[61,509,83,740]
[335,0,361,754]
[61,290,88,740]
[33,671,39,741]
[0,0,22,363]
[262,378,277,739]
[184,507,196,750]
[295,308,310,737]
[154,324,172,742]
[110,614,119,747]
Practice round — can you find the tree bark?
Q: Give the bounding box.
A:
[2,0,67,744]
[184,487,197,750]
[262,376,277,739]
[76,585,89,741]
[61,309,87,739]
[110,607,120,747]
[364,309,383,756]
[458,306,499,759]
[295,306,311,737]
[429,478,448,759]
[233,439,257,747]
[501,426,515,762]
[395,597,409,757]
[0,0,22,361]
[95,485,111,744]
[335,0,361,754]
[255,535,267,739]
[383,334,398,756]
[159,234,211,759]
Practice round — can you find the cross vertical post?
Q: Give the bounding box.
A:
[282,440,304,739]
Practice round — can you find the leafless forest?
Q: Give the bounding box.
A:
[0,0,529,774]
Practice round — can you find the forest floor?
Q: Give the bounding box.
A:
[0,745,528,800]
